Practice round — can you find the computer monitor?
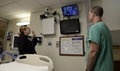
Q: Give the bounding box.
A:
[60,18,80,34]
[62,4,79,17]
[11,35,19,50]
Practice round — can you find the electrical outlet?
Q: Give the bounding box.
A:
[56,41,59,48]
[48,41,52,46]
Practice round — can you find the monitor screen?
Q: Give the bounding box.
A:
[60,19,80,34]
[62,4,79,16]
[11,35,19,50]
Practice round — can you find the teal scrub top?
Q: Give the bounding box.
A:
[85,22,114,71]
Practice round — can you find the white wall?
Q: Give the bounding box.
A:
[91,0,102,7]
[30,2,87,71]
[101,0,120,30]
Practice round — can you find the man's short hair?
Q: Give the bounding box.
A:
[91,6,104,17]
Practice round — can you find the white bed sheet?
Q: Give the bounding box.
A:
[0,62,48,71]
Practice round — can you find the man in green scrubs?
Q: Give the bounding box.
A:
[85,6,114,71]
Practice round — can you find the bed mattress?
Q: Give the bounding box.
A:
[0,62,48,71]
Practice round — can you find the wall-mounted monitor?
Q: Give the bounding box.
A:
[62,4,79,17]
[60,18,80,34]
[11,35,19,50]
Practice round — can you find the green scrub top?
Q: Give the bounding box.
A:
[85,22,114,71]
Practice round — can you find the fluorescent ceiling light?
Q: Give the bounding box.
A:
[16,21,30,26]
[15,13,31,18]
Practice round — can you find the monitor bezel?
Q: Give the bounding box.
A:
[62,4,79,17]
[11,34,19,50]
[60,19,80,34]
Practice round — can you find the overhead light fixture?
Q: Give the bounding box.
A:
[16,21,30,26]
[15,13,31,18]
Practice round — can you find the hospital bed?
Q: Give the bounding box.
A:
[0,54,54,71]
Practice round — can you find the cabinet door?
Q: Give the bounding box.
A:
[42,18,55,35]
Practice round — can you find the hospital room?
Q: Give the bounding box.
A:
[0,0,120,71]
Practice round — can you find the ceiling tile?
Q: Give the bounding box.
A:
[36,0,61,8]
[0,0,84,20]
[3,15,19,20]
[60,0,84,5]
[12,0,20,2]
[3,3,29,15]
[17,0,44,12]
[0,7,10,17]
[50,3,62,8]
[0,0,14,7]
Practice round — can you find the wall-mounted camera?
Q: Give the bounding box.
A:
[40,8,51,20]
[44,8,53,17]
[40,8,59,20]
[44,8,50,15]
